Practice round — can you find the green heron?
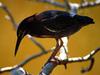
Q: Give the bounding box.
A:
[15,10,94,59]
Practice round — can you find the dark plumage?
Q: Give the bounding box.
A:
[15,10,94,56]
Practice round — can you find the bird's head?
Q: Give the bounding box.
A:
[74,15,95,26]
[15,14,37,56]
[15,22,28,56]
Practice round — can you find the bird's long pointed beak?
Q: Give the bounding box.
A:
[15,33,25,56]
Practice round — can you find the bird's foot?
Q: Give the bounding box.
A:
[50,56,67,69]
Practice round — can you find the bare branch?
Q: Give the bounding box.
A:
[0,2,17,30]
[79,0,100,9]
[38,0,66,8]
[39,62,57,75]
[0,48,53,73]
[81,58,94,73]
[39,35,100,75]
[40,46,100,75]
[38,0,100,10]
[0,47,99,74]
[0,66,31,75]
[0,66,17,73]
[27,35,47,53]
[17,49,52,67]
[67,48,100,63]
[64,0,71,11]
[11,67,31,75]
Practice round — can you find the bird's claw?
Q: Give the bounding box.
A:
[50,56,67,69]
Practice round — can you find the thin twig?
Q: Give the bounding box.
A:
[0,2,17,30]
[79,0,100,9]
[38,0,100,10]
[64,0,71,12]
[17,49,52,67]
[81,58,94,73]
[0,48,53,73]
[67,48,100,63]
[38,0,66,8]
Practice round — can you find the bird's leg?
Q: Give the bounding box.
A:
[58,37,69,69]
[58,37,69,60]
[40,39,63,75]
[48,38,63,62]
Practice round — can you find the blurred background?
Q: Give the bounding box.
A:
[0,0,100,75]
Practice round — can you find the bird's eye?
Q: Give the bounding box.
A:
[17,30,22,37]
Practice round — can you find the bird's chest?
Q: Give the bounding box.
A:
[64,24,82,36]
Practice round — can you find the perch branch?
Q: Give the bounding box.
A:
[40,47,100,75]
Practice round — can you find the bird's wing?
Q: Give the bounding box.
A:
[37,10,71,21]
[36,10,74,32]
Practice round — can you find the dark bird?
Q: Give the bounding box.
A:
[15,10,94,56]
